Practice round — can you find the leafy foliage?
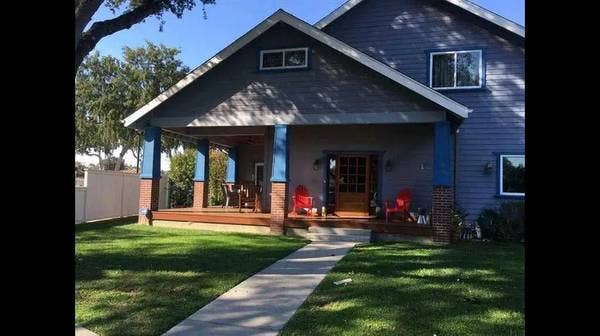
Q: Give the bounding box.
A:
[477,201,525,241]
[208,148,227,205]
[450,205,469,239]
[75,0,217,72]
[75,42,190,168]
[168,148,196,207]
[75,161,87,178]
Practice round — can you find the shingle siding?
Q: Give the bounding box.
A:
[324,0,524,222]
[149,22,446,126]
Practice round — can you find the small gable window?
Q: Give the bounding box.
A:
[260,48,308,70]
[430,50,483,89]
[498,154,525,197]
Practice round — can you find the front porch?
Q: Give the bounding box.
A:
[151,207,433,237]
[138,122,456,242]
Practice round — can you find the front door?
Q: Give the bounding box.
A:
[335,155,370,217]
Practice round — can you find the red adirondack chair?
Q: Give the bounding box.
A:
[385,189,414,223]
[292,185,314,216]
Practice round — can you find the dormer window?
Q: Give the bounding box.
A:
[259,48,308,70]
[429,50,483,89]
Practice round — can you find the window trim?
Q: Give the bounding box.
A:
[259,47,309,70]
[497,153,525,197]
[429,49,483,90]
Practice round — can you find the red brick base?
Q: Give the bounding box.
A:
[432,185,453,243]
[270,182,289,234]
[192,181,208,209]
[139,178,160,224]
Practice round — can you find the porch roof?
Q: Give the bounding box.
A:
[123,10,471,130]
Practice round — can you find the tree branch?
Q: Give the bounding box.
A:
[75,0,105,49]
[75,0,163,73]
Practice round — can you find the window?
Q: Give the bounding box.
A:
[499,154,525,197]
[430,50,483,89]
[259,48,308,70]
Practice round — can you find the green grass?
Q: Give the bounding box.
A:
[280,241,524,336]
[75,219,307,336]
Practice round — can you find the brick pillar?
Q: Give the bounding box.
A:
[138,126,161,224]
[139,178,160,224]
[270,182,289,234]
[193,139,209,209]
[193,181,208,209]
[432,185,453,243]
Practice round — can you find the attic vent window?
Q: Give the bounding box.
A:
[260,48,308,70]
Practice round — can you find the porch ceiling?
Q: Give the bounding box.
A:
[162,126,265,147]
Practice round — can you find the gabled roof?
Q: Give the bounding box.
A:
[124,10,471,128]
[314,0,525,38]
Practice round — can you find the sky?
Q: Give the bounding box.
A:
[76,0,525,170]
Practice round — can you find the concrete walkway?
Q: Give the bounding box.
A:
[163,241,358,336]
[75,325,99,336]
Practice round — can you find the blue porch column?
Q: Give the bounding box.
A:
[139,126,161,224]
[270,125,289,234]
[225,147,237,183]
[432,121,454,243]
[193,139,209,209]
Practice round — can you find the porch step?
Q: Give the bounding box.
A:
[308,226,372,236]
[306,228,372,243]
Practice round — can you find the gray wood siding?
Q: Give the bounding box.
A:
[324,0,525,222]
[148,22,446,127]
[289,124,434,212]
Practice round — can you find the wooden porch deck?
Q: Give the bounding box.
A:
[152,207,432,236]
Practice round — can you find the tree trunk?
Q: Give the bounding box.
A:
[75,1,163,74]
[114,146,129,171]
[75,0,104,49]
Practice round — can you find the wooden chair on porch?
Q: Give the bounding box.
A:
[222,183,239,208]
[239,183,262,212]
[384,188,415,223]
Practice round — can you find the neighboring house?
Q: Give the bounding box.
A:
[124,0,524,243]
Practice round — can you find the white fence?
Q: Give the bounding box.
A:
[75,170,169,224]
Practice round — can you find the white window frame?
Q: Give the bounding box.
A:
[499,154,525,196]
[259,47,308,70]
[429,50,483,89]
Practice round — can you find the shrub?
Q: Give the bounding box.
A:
[208,148,227,206]
[168,148,196,207]
[477,201,525,241]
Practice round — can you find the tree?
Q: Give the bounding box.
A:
[167,146,228,207]
[208,147,227,205]
[168,148,196,207]
[76,42,190,170]
[75,0,216,74]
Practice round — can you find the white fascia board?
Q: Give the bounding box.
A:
[315,0,524,38]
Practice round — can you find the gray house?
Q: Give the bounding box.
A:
[125,0,524,243]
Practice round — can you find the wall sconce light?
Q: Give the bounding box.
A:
[484,161,493,175]
[384,159,393,172]
[313,158,322,171]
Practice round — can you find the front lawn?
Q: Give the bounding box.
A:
[280,241,524,336]
[75,219,307,336]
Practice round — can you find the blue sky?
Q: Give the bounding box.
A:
[77,0,524,169]
[89,0,524,69]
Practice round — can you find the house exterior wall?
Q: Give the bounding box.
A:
[237,143,264,184]
[148,22,446,127]
[323,0,525,222]
[288,124,434,211]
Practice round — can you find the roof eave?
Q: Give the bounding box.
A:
[124,9,471,127]
[315,0,524,38]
